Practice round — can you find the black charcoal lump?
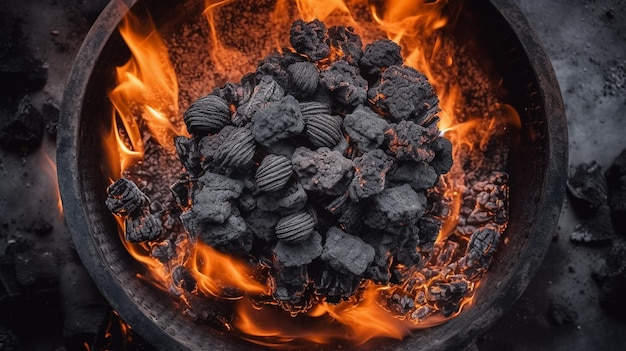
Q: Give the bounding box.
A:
[365,184,427,233]
[321,227,375,275]
[289,19,330,61]
[343,106,390,151]
[359,39,403,80]
[275,231,323,267]
[349,149,393,200]
[327,25,363,65]
[385,120,437,162]
[292,146,353,195]
[251,94,304,146]
[566,161,607,215]
[319,60,368,110]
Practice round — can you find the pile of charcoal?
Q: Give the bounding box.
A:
[107,18,509,321]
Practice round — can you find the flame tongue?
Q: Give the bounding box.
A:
[104,0,520,348]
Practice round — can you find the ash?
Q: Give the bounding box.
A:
[106,18,512,326]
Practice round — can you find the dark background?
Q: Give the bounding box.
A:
[0,0,625,350]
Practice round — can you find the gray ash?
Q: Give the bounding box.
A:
[106,18,512,327]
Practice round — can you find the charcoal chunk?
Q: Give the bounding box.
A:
[343,106,390,151]
[385,120,436,162]
[214,127,256,169]
[567,161,607,216]
[251,95,304,146]
[368,65,439,124]
[606,149,626,233]
[275,231,323,267]
[349,149,393,200]
[459,226,501,275]
[430,137,453,175]
[365,184,426,232]
[319,60,367,111]
[327,25,363,65]
[190,172,244,223]
[321,227,375,275]
[199,213,247,248]
[105,178,149,216]
[175,136,203,177]
[292,146,353,195]
[244,208,281,241]
[289,19,329,61]
[256,50,304,91]
[183,94,232,135]
[172,265,197,293]
[257,180,308,215]
[388,161,439,191]
[237,75,285,123]
[359,39,403,81]
[0,95,44,154]
[125,212,162,242]
[305,113,344,149]
[287,61,319,99]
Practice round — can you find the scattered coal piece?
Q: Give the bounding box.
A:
[368,65,440,124]
[359,39,403,81]
[42,98,59,135]
[566,161,607,216]
[292,146,353,196]
[0,16,47,95]
[365,184,427,234]
[548,299,578,326]
[289,19,329,61]
[570,205,617,244]
[343,106,390,151]
[349,149,393,200]
[327,25,363,65]
[319,60,368,111]
[605,149,626,234]
[594,239,626,319]
[275,231,323,267]
[13,250,58,288]
[251,95,304,147]
[321,226,375,275]
[0,95,44,154]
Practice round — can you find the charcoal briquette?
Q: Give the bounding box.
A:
[287,61,319,98]
[237,75,285,123]
[385,120,436,162]
[305,113,344,149]
[275,212,315,243]
[214,127,256,169]
[255,154,293,193]
[183,94,232,135]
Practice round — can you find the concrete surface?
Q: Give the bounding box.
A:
[0,0,624,350]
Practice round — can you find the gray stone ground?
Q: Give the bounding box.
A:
[0,0,624,350]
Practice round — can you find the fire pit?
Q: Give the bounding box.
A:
[57,0,567,350]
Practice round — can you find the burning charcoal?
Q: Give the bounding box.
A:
[327,26,363,65]
[459,226,500,275]
[430,137,453,175]
[321,227,375,275]
[211,81,248,107]
[343,106,390,151]
[270,261,311,312]
[385,120,436,162]
[151,240,177,263]
[388,161,439,191]
[566,161,607,216]
[319,60,368,111]
[605,149,626,233]
[365,184,427,234]
[244,208,281,241]
[289,19,329,61]
[275,212,315,244]
[105,178,149,216]
[349,149,393,200]
[191,172,244,223]
[255,154,293,193]
[395,224,423,266]
[417,215,442,249]
[42,98,59,135]
[183,94,232,135]
[570,205,617,244]
[275,231,323,267]
[200,213,247,248]
[257,180,308,215]
[305,113,344,149]
[410,305,436,322]
[287,61,319,99]
[256,50,302,91]
[0,95,44,154]
[125,211,162,242]
[170,176,192,210]
[292,146,353,195]
[426,275,471,304]
[359,39,403,81]
[214,127,256,169]
[300,101,331,120]
[315,266,361,303]
[172,265,197,293]
[237,75,285,123]
[251,94,304,147]
[175,136,203,177]
[368,65,440,124]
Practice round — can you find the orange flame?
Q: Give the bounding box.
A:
[104,0,520,348]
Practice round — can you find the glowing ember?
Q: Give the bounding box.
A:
[103,0,521,348]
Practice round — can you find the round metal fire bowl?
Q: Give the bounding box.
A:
[57,0,567,350]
